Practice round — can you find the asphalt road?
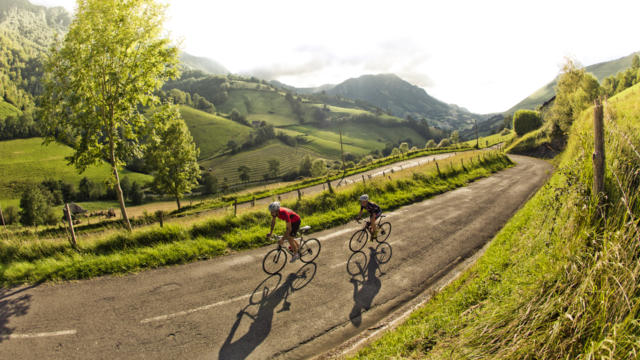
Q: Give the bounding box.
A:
[0,155,553,360]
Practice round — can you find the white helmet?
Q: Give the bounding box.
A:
[268,201,280,212]
[359,194,369,201]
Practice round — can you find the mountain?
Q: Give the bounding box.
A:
[324,74,485,130]
[269,80,336,95]
[506,51,640,114]
[0,0,70,113]
[180,52,229,75]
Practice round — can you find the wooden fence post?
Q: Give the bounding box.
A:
[326,179,334,194]
[297,188,302,201]
[362,174,366,183]
[0,205,5,227]
[593,99,605,202]
[252,196,256,207]
[233,198,238,217]
[65,203,78,249]
[435,160,441,177]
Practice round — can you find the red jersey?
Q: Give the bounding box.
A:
[276,207,300,223]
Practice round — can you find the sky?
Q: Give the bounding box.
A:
[30,0,640,114]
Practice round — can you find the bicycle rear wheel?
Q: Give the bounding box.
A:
[375,222,392,243]
[349,230,368,252]
[299,238,321,263]
[262,248,287,274]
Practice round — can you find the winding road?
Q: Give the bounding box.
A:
[0,155,552,359]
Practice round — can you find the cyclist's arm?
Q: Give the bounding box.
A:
[268,216,276,236]
[357,206,364,219]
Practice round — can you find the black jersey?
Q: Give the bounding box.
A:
[361,201,381,215]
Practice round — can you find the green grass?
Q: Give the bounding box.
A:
[0,100,20,119]
[350,85,640,359]
[0,151,512,285]
[0,138,151,201]
[462,130,515,148]
[179,105,253,159]
[504,127,551,154]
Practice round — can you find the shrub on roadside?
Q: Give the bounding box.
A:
[513,109,542,136]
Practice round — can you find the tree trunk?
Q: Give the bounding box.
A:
[176,196,181,210]
[113,165,132,231]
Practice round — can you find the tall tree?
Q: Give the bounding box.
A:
[237,165,251,183]
[267,159,280,179]
[145,104,200,210]
[40,0,179,231]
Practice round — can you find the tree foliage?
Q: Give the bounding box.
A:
[19,184,57,227]
[311,159,327,177]
[513,109,542,136]
[40,0,180,230]
[144,104,200,210]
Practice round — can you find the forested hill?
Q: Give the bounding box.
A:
[0,0,70,112]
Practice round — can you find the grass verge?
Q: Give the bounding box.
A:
[0,151,512,286]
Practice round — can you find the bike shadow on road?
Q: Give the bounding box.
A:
[218,262,317,360]
[347,242,393,327]
[0,287,33,342]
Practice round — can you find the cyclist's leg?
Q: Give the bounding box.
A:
[369,213,377,238]
[288,220,301,253]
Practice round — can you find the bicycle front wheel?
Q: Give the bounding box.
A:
[299,238,321,263]
[262,248,287,274]
[376,222,392,243]
[349,230,368,252]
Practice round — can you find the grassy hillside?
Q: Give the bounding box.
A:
[507,51,640,113]
[178,105,253,159]
[352,85,640,359]
[200,139,326,184]
[0,138,151,201]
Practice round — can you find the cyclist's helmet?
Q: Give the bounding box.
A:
[359,194,369,201]
[268,201,281,212]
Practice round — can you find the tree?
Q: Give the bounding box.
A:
[299,155,313,177]
[391,147,401,157]
[130,181,144,205]
[311,159,327,177]
[437,138,451,148]
[19,184,56,227]
[203,173,218,195]
[399,142,409,157]
[237,165,251,183]
[632,54,640,70]
[267,159,280,179]
[227,139,239,153]
[513,110,542,136]
[145,104,201,210]
[40,0,180,231]
[425,139,436,148]
[449,130,460,144]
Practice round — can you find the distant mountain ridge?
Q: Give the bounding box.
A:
[180,52,229,75]
[283,74,486,130]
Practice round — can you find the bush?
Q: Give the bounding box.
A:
[437,138,451,148]
[3,206,19,225]
[425,139,437,148]
[500,128,511,136]
[513,109,542,136]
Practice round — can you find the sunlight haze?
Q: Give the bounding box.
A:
[30,0,640,113]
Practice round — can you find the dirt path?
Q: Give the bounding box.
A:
[0,155,552,360]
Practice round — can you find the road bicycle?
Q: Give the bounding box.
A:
[262,225,321,274]
[349,215,392,252]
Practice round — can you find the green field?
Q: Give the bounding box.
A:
[0,138,152,201]
[200,139,327,184]
[216,89,307,124]
[179,105,253,159]
[462,130,515,148]
[0,100,20,119]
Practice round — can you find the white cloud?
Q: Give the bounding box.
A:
[28,0,640,113]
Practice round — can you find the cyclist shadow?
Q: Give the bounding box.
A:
[0,287,33,343]
[347,243,393,327]
[218,262,317,360]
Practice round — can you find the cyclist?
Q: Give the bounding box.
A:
[356,194,382,240]
[267,201,302,262]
